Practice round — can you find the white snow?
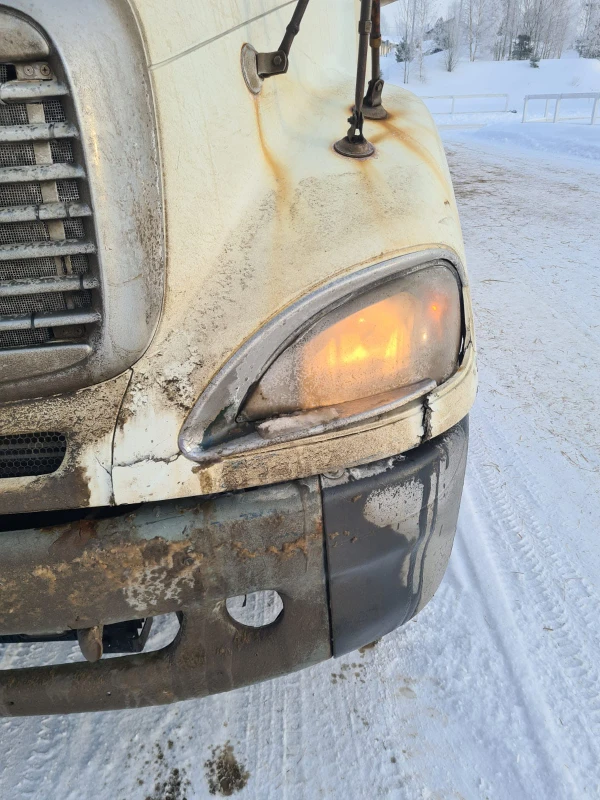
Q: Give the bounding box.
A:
[382,49,600,111]
[1,55,600,800]
[456,121,600,162]
[382,49,600,134]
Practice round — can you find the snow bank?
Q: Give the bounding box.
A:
[464,122,600,162]
[382,49,600,113]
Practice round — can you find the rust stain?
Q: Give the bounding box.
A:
[232,533,316,561]
[232,541,258,559]
[49,518,98,557]
[266,536,308,558]
[369,115,450,190]
[252,95,289,195]
[251,95,294,310]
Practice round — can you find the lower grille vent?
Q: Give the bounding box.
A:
[0,432,67,478]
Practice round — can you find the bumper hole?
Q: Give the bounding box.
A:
[226,591,283,628]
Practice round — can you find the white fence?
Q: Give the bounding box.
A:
[522,93,600,124]
[421,94,510,114]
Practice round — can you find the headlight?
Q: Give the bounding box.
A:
[242,265,461,421]
[179,251,465,463]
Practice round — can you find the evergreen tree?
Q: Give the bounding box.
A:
[395,38,413,62]
[511,33,533,59]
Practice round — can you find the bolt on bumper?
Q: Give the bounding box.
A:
[0,419,468,716]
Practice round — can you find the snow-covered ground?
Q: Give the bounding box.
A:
[0,128,599,798]
[382,49,600,130]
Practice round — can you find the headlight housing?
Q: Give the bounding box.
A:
[179,251,465,463]
[242,265,461,421]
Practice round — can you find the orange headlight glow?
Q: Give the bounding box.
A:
[299,293,419,407]
[242,265,462,420]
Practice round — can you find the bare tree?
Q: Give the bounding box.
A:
[396,0,418,83]
[464,0,499,60]
[415,0,434,80]
[577,0,600,57]
[444,1,463,71]
[522,0,576,58]
[494,0,522,60]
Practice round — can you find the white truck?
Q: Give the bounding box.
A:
[0,0,476,714]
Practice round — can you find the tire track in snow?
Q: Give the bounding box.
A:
[464,412,600,794]
[452,490,576,798]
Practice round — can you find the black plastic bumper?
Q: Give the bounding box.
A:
[0,419,468,715]
[323,417,468,655]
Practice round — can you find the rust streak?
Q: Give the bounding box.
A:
[369,115,450,190]
[252,96,289,194]
[49,518,98,557]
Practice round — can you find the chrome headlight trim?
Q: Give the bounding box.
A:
[179,248,467,464]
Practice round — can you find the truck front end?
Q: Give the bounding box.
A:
[0,0,476,714]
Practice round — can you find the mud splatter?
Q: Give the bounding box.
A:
[205,742,250,796]
[144,767,189,800]
[141,742,191,800]
[358,639,380,655]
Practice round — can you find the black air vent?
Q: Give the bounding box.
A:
[0,432,67,478]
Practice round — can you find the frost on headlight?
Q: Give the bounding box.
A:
[242,265,462,421]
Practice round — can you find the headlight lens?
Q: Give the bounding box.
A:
[242,264,462,421]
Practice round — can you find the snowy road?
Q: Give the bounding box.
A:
[1,139,599,800]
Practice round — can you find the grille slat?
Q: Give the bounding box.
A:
[0,163,85,183]
[0,80,68,103]
[0,274,98,297]
[0,432,67,479]
[0,122,78,143]
[0,201,91,224]
[0,239,96,261]
[0,61,100,358]
[0,308,101,331]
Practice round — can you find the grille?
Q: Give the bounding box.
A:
[0,183,44,207]
[56,180,79,202]
[0,329,49,348]
[0,292,65,315]
[49,140,74,163]
[0,142,36,167]
[0,61,100,353]
[0,432,67,479]
[0,221,50,244]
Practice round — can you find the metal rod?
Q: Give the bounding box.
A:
[334,0,375,156]
[279,0,311,56]
[371,0,381,82]
[355,0,373,118]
